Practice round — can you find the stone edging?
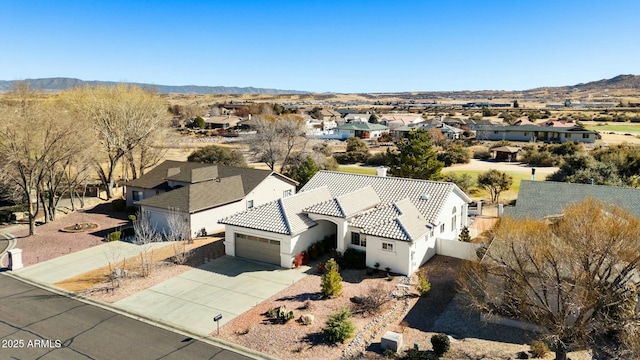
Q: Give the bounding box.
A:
[342,276,412,359]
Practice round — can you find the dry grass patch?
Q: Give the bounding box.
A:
[54,237,219,292]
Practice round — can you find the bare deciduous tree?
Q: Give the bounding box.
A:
[166,208,193,264]
[249,114,307,172]
[0,83,87,234]
[133,210,161,277]
[61,84,170,198]
[459,199,640,360]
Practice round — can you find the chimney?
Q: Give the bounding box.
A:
[376,166,387,177]
[590,178,594,185]
[531,167,536,181]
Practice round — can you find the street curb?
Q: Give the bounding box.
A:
[1,272,279,360]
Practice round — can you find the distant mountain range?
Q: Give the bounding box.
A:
[0,75,639,95]
[0,78,310,95]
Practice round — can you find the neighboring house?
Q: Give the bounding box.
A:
[335,121,388,140]
[505,180,640,220]
[379,115,424,129]
[490,146,520,161]
[220,170,472,275]
[343,113,371,123]
[464,118,495,130]
[204,115,242,130]
[393,122,463,140]
[320,108,342,122]
[476,124,599,143]
[125,160,297,238]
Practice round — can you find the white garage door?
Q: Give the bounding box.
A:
[235,233,281,265]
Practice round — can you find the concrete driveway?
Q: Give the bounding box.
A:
[114,256,307,336]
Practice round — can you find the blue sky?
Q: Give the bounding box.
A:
[1,0,639,93]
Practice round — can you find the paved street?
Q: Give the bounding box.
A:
[0,274,262,360]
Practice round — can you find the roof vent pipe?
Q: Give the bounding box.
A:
[376,166,387,177]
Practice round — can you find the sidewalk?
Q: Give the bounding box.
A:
[14,241,174,285]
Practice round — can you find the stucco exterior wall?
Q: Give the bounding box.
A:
[246,174,296,205]
[433,193,469,241]
[365,236,413,275]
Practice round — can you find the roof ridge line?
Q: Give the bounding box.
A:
[278,198,292,235]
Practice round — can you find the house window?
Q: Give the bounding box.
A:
[351,232,366,247]
[582,133,589,139]
[430,228,434,237]
[382,242,393,251]
[565,133,571,138]
[351,232,360,245]
[133,191,143,202]
[494,131,499,134]
[451,215,457,231]
[524,132,529,136]
[283,189,292,197]
[247,200,254,209]
[440,224,445,233]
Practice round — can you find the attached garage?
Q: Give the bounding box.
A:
[235,233,281,265]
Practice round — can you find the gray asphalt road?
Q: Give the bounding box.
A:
[0,274,254,360]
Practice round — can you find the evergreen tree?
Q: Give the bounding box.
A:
[321,258,343,298]
[385,128,444,180]
[458,226,471,242]
[187,145,247,167]
[289,156,318,188]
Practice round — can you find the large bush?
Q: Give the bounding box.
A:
[337,248,366,269]
[187,145,247,167]
[323,308,355,343]
[430,333,450,356]
[438,144,471,166]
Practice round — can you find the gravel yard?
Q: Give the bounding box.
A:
[2,199,129,267]
[215,256,591,360]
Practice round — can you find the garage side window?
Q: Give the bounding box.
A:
[133,191,143,201]
[382,242,393,252]
[247,200,254,209]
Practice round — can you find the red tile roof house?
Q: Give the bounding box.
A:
[220,171,476,275]
[125,160,297,239]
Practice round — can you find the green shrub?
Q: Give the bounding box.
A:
[321,258,343,298]
[365,152,389,166]
[111,199,127,212]
[458,226,471,242]
[416,272,431,296]
[402,349,439,360]
[122,227,135,238]
[473,148,492,160]
[128,214,137,222]
[430,333,450,356]
[437,145,471,166]
[323,308,354,343]
[529,340,549,358]
[337,248,366,269]
[265,305,294,324]
[108,231,121,242]
[333,151,370,164]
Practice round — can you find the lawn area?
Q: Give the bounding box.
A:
[585,124,640,133]
[337,165,377,175]
[443,169,532,203]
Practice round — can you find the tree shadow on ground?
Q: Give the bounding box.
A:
[276,292,323,303]
[401,255,536,345]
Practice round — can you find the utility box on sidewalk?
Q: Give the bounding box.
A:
[7,248,23,270]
